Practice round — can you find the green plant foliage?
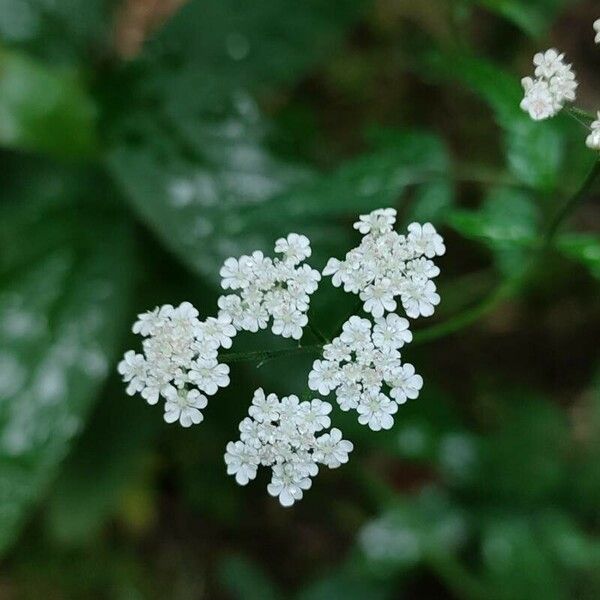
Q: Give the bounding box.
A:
[0,168,135,553]
[427,52,591,193]
[0,49,97,156]
[448,187,539,274]
[467,0,569,37]
[45,384,161,545]
[557,233,600,279]
[0,0,598,597]
[219,555,283,600]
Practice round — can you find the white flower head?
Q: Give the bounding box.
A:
[521,48,577,121]
[118,301,235,426]
[225,389,352,507]
[324,209,444,320]
[308,311,421,431]
[218,234,320,340]
[594,18,600,44]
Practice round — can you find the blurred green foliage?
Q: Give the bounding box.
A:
[0,0,599,598]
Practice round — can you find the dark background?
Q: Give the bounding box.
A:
[0,0,599,598]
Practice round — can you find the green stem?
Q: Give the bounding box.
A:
[307,321,329,344]
[542,159,600,247]
[220,344,322,365]
[426,551,490,600]
[567,106,596,122]
[413,159,600,345]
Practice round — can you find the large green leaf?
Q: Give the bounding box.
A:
[426,52,590,193]
[110,125,452,282]
[0,169,135,553]
[448,186,539,274]
[0,49,97,157]
[556,233,600,280]
[467,0,568,37]
[0,0,108,62]
[138,0,367,111]
[45,382,161,545]
[480,516,564,600]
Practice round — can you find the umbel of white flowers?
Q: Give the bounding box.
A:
[323,209,444,318]
[218,233,321,340]
[118,208,446,506]
[520,49,577,121]
[224,388,353,507]
[521,21,600,151]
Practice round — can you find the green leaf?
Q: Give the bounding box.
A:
[480,516,564,600]
[219,555,282,600]
[448,187,539,274]
[0,49,96,157]
[138,0,367,110]
[0,172,135,554]
[107,96,311,283]
[298,557,393,600]
[0,0,108,63]
[474,395,568,505]
[111,126,452,282]
[357,488,467,572]
[426,52,582,192]
[467,0,566,37]
[556,233,600,279]
[45,382,161,545]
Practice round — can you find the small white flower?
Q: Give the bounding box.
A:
[407,223,446,258]
[401,278,440,319]
[308,359,340,395]
[354,208,397,235]
[594,18,600,44]
[336,382,360,411]
[163,388,208,427]
[220,256,251,290]
[372,314,412,351]
[340,316,372,347]
[357,392,398,431]
[275,233,312,264]
[189,357,230,395]
[118,350,147,395]
[224,441,259,485]
[197,314,236,350]
[315,428,354,468]
[132,307,164,336]
[360,279,397,318]
[271,305,308,340]
[267,464,312,507]
[586,111,600,150]
[301,399,332,432]
[389,363,423,404]
[248,388,280,423]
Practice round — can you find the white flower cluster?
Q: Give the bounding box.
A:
[117,302,234,427]
[308,315,423,431]
[520,49,577,121]
[323,209,444,319]
[224,388,353,506]
[218,234,321,340]
[594,18,600,44]
[586,112,600,150]
[117,215,446,507]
